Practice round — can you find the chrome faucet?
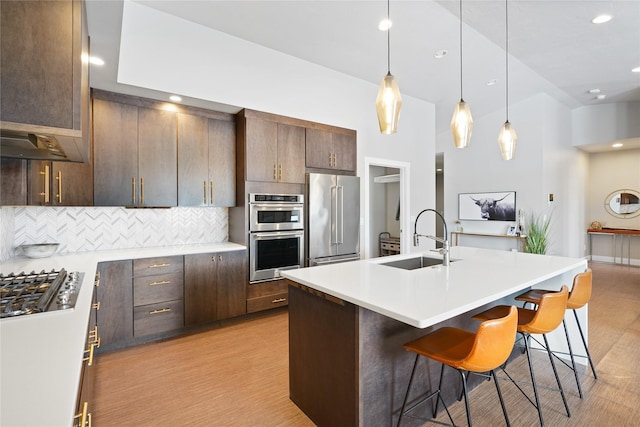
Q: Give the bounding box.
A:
[413,208,450,266]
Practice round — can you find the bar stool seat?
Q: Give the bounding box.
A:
[397,306,517,427]
[515,269,597,399]
[473,286,570,427]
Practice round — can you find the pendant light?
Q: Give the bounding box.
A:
[376,0,402,134]
[451,0,473,148]
[498,0,517,160]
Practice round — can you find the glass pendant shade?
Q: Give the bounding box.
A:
[498,120,517,160]
[451,99,473,148]
[376,72,402,134]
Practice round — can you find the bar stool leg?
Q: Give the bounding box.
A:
[542,334,571,417]
[458,370,472,427]
[432,363,445,417]
[491,370,511,427]
[397,354,420,427]
[562,318,583,398]
[523,333,545,427]
[573,309,598,379]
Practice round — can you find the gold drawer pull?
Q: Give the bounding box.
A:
[88,326,101,348]
[73,402,90,427]
[148,263,170,268]
[149,308,171,315]
[92,301,101,310]
[94,279,100,287]
[203,180,207,204]
[55,170,62,203]
[149,280,171,286]
[271,298,286,304]
[83,343,96,366]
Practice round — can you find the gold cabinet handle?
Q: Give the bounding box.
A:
[92,301,101,310]
[74,402,90,427]
[328,152,332,167]
[148,280,171,286]
[149,308,171,315]
[88,325,101,348]
[55,170,62,203]
[333,153,337,167]
[40,164,50,203]
[203,181,207,204]
[149,263,170,268]
[131,177,136,205]
[218,255,223,262]
[94,279,100,287]
[210,181,214,205]
[211,255,216,262]
[272,298,286,304]
[83,343,96,366]
[279,164,282,181]
[273,163,277,180]
[140,177,144,205]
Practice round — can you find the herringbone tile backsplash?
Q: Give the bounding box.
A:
[0,206,228,262]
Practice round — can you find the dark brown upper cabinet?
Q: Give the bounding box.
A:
[0,0,90,163]
[93,93,177,207]
[306,128,357,173]
[177,113,236,207]
[242,116,305,184]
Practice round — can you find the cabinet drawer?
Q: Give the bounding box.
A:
[247,279,288,299]
[133,256,183,276]
[133,300,184,337]
[247,292,288,313]
[380,242,400,251]
[133,272,184,306]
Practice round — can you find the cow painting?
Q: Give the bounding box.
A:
[470,194,516,221]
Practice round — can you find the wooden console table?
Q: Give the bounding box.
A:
[450,231,527,252]
[587,228,640,265]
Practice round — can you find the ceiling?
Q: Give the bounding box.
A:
[86,0,640,152]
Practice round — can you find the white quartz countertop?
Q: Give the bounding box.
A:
[282,246,588,328]
[0,242,246,427]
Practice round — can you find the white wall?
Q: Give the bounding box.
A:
[118,2,437,253]
[437,93,588,257]
[572,102,640,146]
[587,149,640,264]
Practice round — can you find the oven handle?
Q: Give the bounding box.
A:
[251,230,304,239]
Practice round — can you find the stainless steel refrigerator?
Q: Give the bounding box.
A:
[306,173,360,266]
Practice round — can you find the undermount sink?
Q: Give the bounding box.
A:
[380,256,449,270]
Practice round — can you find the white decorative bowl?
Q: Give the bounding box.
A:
[20,243,60,259]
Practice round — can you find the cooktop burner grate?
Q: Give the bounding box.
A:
[0,269,68,318]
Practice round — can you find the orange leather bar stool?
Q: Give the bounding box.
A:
[515,269,597,399]
[397,306,517,427]
[473,286,570,427]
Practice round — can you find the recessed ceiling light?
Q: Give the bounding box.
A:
[612,143,623,148]
[486,79,497,86]
[378,19,392,31]
[632,66,640,73]
[434,50,448,59]
[596,94,606,100]
[588,88,600,94]
[169,95,182,102]
[591,14,612,24]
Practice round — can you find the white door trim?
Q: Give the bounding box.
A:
[363,157,411,259]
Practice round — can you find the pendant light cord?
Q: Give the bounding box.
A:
[459,0,463,99]
[505,0,509,121]
[387,0,391,73]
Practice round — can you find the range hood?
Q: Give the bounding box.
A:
[0,128,88,162]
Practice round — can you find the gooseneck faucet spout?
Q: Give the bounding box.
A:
[413,208,450,266]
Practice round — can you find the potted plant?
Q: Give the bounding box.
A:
[524,213,551,254]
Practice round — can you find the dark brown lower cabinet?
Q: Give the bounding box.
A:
[96,260,133,352]
[184,250,247,327]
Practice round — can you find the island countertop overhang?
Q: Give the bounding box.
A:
[281,246,588,328]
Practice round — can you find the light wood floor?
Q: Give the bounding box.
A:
[93,262,640,426]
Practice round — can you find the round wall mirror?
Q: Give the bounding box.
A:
[604,189,640,218]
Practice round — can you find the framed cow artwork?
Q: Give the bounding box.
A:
[458,191,516,221]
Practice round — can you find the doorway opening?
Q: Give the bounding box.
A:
[364,157,411,259]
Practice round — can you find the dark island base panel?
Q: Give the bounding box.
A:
[288,282,522,427]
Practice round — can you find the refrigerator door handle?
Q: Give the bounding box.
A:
[337,185,344,244]
[331,185,338,245]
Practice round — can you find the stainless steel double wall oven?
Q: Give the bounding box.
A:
[248,193,304,283]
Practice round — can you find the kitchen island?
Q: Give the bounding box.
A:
[282,246,588,427]
[0,243,245,427]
